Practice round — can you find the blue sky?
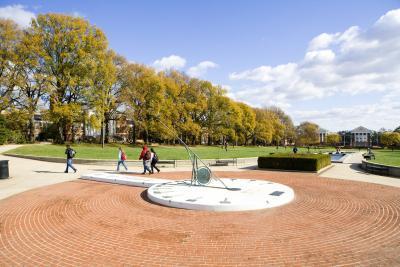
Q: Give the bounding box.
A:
[1,1,399,131]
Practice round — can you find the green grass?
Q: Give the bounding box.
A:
[371,149,400,167]
[2,143,348,160]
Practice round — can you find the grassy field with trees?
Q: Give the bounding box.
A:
[0,15,297,147]
[1,14,398,154]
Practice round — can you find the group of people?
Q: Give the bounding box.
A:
[120,145,160,174]
[64,145,160,174]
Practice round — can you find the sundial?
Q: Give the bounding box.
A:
[155,118,234,189]
[147,178,294,211]
[144,118,295,211]
[81,118,296,211]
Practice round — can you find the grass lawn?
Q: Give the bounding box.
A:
[3,143,347,160]
[371,149,400,167]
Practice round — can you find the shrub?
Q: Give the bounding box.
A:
[258,153,331,171]
[0,115,8,145]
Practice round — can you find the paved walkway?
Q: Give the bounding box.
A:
[0,170,399,266]
[320,152,400,188]
[1,145,400,265]
[1,145,400,201]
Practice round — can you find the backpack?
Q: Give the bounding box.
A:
[69,149,76,158]
[144,150,151,160]
[121,152,127,161]
[152,153,158,163]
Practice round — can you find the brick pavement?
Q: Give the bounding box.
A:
[0,170,399,266]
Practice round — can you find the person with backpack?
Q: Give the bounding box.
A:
[117,147,128,171]
[150,148,160,173]
[139,145,152,174]
[65,144,77,173]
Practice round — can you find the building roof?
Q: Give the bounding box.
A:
[318,128,329,134]
[350,126,372,133]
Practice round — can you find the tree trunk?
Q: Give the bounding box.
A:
[28,115,35,143]
[105,118,110,144]
[100,121,104,146]
[132,123,136,144]
[145,128,149,144]
[71,124,76,143]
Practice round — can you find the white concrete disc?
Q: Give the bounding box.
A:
[81,172,170,187]
[147,178,295,211]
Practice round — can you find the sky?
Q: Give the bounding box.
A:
[1,0,399,131]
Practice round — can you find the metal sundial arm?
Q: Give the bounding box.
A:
[154,116,230,188]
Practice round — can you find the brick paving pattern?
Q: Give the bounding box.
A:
[0,170,399,266]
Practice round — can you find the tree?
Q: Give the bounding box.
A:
[326,133,340,146]
[199,84,236,145]
[123,63,164,144]
[0,19,22,112]
[0,114,8,145]
[89,49,117,146]
[236,102,256,145]
[31,14,110,143]
[380,132,400,150]
[160,71,201,144]
[296,122,319,147]
[268,106,296,144]
[12,26,51,142]
[394,126,400,133]
[253,108,273,145]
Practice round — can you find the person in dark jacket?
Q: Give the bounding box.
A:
[150,148,160,173]
[65,145,77,173]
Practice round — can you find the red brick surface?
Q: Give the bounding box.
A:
[0,170,399,266]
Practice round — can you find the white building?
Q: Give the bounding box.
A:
[350,126,372,147]
[318,128,329,144]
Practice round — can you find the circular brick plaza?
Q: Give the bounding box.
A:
[0,170,399,266]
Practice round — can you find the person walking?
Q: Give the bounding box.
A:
[139,145,152,174]
[292,146,298,154]
[150,148,160,173]
[117,147,128,171]
[65,144,77,173]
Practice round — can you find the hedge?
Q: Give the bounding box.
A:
[258,153,331,171]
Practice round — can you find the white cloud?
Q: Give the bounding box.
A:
[187,61,218,77]
[0,4,35,28]
[308,32,340,50]
[292,98,400,131]
[152,55,186,71]
[229,8,400,116]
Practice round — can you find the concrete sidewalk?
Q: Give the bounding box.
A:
[0,145,253,200]
[319,152,400,188]
[1,144,399,201]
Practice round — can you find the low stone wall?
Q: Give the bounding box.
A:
[361,160,400,178]
[3,153,257,168]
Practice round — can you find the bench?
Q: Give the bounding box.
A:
[365,164,389,175]
[362,153,375,160]
[156,160,176,167]
[209,159,237,167]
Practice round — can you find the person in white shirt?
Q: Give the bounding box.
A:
[117,147,128,171]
